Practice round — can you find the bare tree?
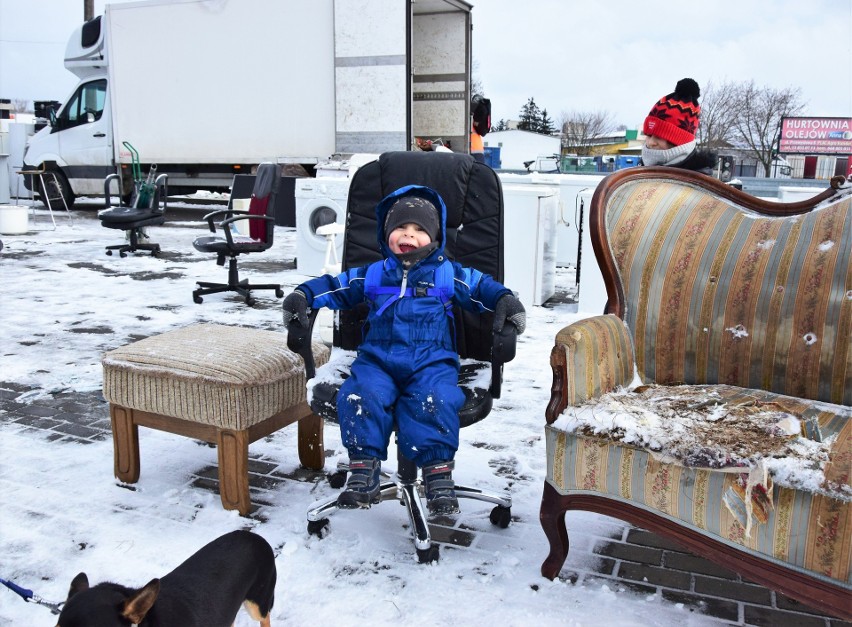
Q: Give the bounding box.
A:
[13,98,30,113]
[696,79,740,151]
[730,81,805,177]
[559,110,617,155]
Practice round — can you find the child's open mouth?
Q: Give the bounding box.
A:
[399,244,417,253]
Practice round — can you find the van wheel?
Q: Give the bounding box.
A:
[40,170,76,209]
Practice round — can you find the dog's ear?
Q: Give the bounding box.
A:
[122,578,160,624]
[66,572,89,600]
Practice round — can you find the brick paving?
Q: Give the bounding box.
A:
[2,381,849,626]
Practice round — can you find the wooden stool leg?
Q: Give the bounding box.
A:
[217,428,251,515]
[297,413,324,471]
[110,405,140,483]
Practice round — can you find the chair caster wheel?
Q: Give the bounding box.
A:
[193,294,203,304]
[275,288,284,298]
[328,470,347,489]
[120,252,127,258]
[417,544,440,564]
[489,505,511,528]
[245,297,256,306]
[106,250,113,256]
[151,248,160,257]
[307,518,330,538]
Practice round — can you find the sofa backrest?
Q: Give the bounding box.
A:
[591,168,850,405]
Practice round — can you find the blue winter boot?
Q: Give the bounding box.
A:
[337,458,382,509]
[422,460,460,515]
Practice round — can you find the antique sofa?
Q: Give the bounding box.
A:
[539,167,851,619]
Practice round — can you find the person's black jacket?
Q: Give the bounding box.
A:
[675,148,718,176]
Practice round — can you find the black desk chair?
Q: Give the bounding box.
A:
[100,172,168,257]
[287,151,516,563]
[192,162,284,305]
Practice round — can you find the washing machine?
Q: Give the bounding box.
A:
[501,183,558,308]
[295,177,352,276]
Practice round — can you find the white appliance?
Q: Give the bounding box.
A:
[295,177,352,276]
[498,172,603,269]
[540,174,603,269]
[777,186,822,203]
[576,187,608,315]
[501,183,558,308]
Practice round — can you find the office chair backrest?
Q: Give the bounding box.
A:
[339,151,505,361]
[248,162,281,243]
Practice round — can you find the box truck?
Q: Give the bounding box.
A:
[23,0,472,206]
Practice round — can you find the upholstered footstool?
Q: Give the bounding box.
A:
[102,323,329,515]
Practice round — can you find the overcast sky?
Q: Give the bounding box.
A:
[1,0,850,130]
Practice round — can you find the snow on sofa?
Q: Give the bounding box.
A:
[539,167,851,619]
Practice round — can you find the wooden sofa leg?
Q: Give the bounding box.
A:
[540,481,571,580]
[297,413,324,471]
[217,428,251,516]
[110,405,140,484]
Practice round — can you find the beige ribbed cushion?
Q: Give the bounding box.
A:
[102,323,330,430]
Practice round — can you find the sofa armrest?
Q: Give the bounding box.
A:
[546,314,635,424]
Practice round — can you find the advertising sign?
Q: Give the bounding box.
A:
[779,117,852,155]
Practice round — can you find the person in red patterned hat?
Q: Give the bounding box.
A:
[641,78,718,175]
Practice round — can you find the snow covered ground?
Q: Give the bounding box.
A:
[0,204,722,626]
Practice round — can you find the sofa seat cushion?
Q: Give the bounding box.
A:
[103,323,329,431]
[546,383,851,584]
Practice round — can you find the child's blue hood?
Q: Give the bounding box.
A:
[375,185,447,263]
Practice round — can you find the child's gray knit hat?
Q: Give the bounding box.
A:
[384,195,440,242]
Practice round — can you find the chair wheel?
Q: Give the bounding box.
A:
[193,294,203,304]
[275,288,284,298]
[106,250,113,256]
[327,470,348,489]
[417,544,440,564]
[119,251,127,258]
[245,296,256,306]
[307,518,330,538]
[489,505,512,528]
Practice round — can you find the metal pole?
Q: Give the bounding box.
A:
[84,0,94,21]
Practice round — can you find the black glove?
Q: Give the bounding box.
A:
[493,294,526,335]
[282,290,309,328]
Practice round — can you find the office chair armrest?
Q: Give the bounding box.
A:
[154,173,169,213]
[287,309,320,379]
[489,324,517,399]
[201,208,235,232]
[104,173,121,208]
[218,214,274,245]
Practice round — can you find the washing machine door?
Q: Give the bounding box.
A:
[296,197,345,276]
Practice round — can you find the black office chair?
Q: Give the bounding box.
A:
[287,151,516,563]
[192,162,285,305]
[100,172,169,257]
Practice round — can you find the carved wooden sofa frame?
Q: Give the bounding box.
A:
[539,168,851,619]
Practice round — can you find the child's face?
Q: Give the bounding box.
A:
[644,134,675,150]
[388,222,432,255]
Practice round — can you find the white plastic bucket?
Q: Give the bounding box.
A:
[0,204,29,234]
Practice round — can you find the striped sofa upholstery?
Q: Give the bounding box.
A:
[540,168,851,618]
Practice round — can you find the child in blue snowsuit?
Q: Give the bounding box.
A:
[283,185,525,514]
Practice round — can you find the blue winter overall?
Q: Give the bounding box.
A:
[296,185,510,466]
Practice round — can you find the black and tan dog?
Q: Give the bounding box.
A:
[56,530,276,627]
